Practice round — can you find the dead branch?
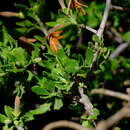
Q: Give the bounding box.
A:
[79,87,94,115]
[58,0,66,9]
[111,5,130,11]
[109,42,129,60]
[67,0,72,15]
[35,16,48,36]
[42,120,93,130]
[91,0,111,68]
[97,106,130,130]
[91,88,130,101]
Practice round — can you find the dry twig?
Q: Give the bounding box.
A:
[91,0,111,68]
[91,88,130,101]
[111,5,130,11]
[58,0,66,9]
[79,87,94,115]
[109,42,130,60]
[42,120,92,130]
[97,106,130,130]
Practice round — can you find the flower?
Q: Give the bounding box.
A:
[70,0,88,15]
[46,24,64,53]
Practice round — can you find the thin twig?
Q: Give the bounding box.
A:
[35,17,48,36]
[111,5,130,11]
[58,0,66,9]
[79,87,94,115]
[109,42,129,60]
[90,0,111,68]
[97,107,130,130]
[67,0,72,15]
[91,88,130,101]
[97,0,111,38]
[42,120,93,130]
[85,26,97,34]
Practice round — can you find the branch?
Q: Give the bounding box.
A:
[91,88,130,101]
[42,120,93,130]
[58,0,66,9]
[111,5,130,11]
[97,0,111,38]
[97,107,130,130]
[67,0,72,15]
[90,0,111,68]
[109,42,129,60]
[79,87,94,115]
[35,16,48,36]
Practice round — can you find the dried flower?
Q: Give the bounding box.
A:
[70,0,88,15]
[46,24,64,53]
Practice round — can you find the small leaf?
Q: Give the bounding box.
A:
[54,98,63,110]
[85,47,94,67]
[30,103,51,115]
[122,31,130,42]
[23,112,34,122]
[31,85,49,95]
[4,106,14,119]
[0,114,8,123]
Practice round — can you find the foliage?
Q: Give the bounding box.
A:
[0,0,130,129]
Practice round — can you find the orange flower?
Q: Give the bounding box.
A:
[46,24,64,53]
[70,0,88,15]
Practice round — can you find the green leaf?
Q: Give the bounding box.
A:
[82,120,94,128]
[85,47,94,67]
[122,31,130,42]
[0,114,8,123]
[45,22,57,27]
[54,98,63,110]
[31,85,49,95]
[30,103,51,115]
[4,106,14,119]
[23,112,34,122]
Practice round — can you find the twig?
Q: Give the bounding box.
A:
[85,26,97,34]
[42,120,93,130]
[35,16,48,36]
[109,42,129,60]
[67,0,72,15]
[79,87,94,115]
[97,107,130,130]
[91,88,130,101]
[97,0,111,38]
[111,5,130,11]
[58,0,66,9]
[90,0,111,68]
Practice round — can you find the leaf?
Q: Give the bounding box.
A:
[45,22,57,27]
[30,103,51,115]
[54,98,63,110]
[82,120,93,128]
[4,106,14,119]
[122,31,130,42]
[85,47,94,67]
[0,114,8,123]
[23,112,34,122]
[31,85,49,95]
